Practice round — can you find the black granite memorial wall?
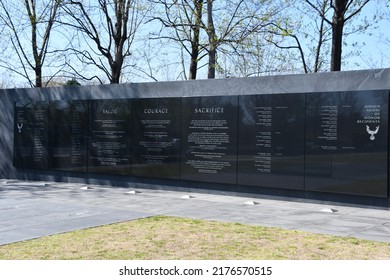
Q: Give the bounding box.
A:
[14,101,49,169]
[131,98,181,179]
[237,93,305,190]
[88,99,132,175]
[49,100,88,172]
[181,96,238,184]
[11,89,390,199]
[305,90,389,197]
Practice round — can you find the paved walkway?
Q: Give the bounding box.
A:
[1,179,390,245]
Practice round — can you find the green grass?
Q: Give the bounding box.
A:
[1,216,390,260]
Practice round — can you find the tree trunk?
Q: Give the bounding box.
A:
[111,48,124,84]
[35,66,42,88]
[189,42,199,80]
[208,45,216,79]
[28,0,42,87]
[111,65,121,84]
[189,0,203,80]
[207,0,217,79]
[330,0,347,71]
[331,20,344,71]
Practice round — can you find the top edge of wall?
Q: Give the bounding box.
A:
[2,68,390,100]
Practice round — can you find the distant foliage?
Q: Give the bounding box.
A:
[65,79,81,87]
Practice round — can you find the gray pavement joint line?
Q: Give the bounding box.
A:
[345,225,381,238]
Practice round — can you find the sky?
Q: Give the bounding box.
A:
[343,1,390,70]
[0,0,389,88]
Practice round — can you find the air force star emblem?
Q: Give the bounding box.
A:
[366,125,379,141]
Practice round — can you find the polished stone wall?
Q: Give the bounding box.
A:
[2,69,390,205]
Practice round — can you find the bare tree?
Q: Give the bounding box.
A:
[149,0,205,80]
[305,0,371,71]
[264,0,376,73]
[204,0,278,79]
[151,0,277,80]
[0,0,63,87]
[191,0,204,79]
[265,1,332,73]
[61,0,145,84]
[206,0,216,78]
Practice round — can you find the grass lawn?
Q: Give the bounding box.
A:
[1,216,389,260]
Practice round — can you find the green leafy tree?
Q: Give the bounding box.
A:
[65,78,81,86]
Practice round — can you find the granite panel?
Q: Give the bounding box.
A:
[238,93,305,189]
[305,90,389,197]
[131,97,181,179]
[49,100,88,172]
[181,96,238,184]
[88,99,131,175]
[13,101,49,169]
